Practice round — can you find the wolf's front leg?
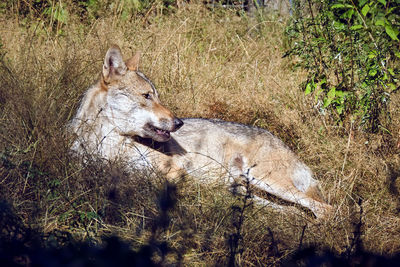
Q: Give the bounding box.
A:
[157,155,187,180]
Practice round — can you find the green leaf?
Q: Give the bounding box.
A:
[335,90,344,98]
[361,4,370,16]
[375,18,385,26]
[395,52,400,58]
[385,23,399,41]
[323,98,332,108]
[359,0,368,7]
[387,7,396,14]
[368,50,377,58]
[350,24,363,30]
[388,83,396,91]
[331,3,353,9]
[305,82,312,95]
[369,69,377,76]
[327,87,336,100]
[333,21,346,30]
[331,3,345,9]
[43,5,68,24]
[377,0,387,5]
[336,105,344,115]
[342,9,355,19]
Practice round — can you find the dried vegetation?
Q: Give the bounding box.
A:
[0,1,399,266]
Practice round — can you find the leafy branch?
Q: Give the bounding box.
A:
[286,0,400,132]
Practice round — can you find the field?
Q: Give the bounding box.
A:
[1,1,400,266]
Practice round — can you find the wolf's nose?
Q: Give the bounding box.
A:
[174,118,184,130]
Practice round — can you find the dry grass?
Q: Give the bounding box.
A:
[1,2,400,265]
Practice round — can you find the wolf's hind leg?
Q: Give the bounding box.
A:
[228,153,332,218]
[228,179,304,216]
[249,177,332,219]
[251,194,303,215]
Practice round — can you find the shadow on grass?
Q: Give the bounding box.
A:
[0,182,179,267]
[2,186,400,266]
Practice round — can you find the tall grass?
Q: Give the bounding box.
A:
[1,1,400,265]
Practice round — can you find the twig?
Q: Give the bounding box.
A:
[298,224,307,250]
[341,121,353,174]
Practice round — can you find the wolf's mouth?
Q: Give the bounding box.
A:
[152,125,170,138]
[145,123,171,140]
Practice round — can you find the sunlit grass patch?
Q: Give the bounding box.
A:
[0,2,399,265]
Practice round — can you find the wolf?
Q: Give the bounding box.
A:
[69,45,333,218]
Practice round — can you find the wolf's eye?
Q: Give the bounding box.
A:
[142,93,151,100]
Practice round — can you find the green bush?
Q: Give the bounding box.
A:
[286,0,399,132]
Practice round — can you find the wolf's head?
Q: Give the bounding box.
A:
[100,45,183,142]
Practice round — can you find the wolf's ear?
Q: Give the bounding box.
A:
[125,52,141,71]
[102,45,127,83]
